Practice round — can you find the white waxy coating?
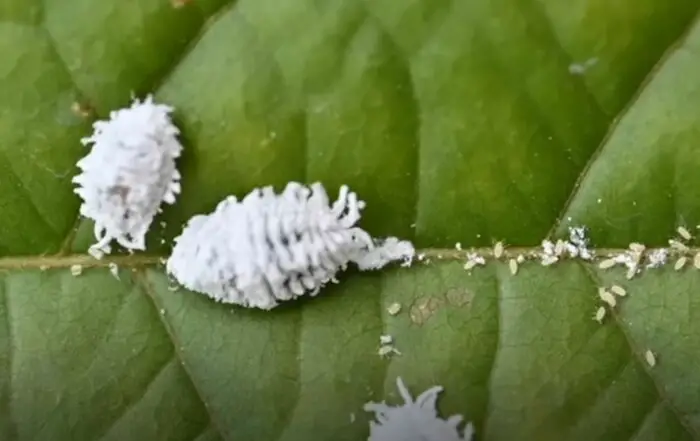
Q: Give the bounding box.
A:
[364,377,474,441]
[73,95,183,254]
[166,182,414,310]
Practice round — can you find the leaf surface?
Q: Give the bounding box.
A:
[1,0,700,440]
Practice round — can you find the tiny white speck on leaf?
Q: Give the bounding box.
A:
[39,265,49,271]
[516,254,525,264]
[364,377,474,441]
[166,182,414,310]
[387,302,402,316]
[455,242,462,251]
[350,413,356,423]
[73,95,183,255]
[71,101,92,118]
[70,264,83,276]
[568,57,598,75]
[378,345,401,358]
[380,335,394,345]
[463,253,485,271]
[694,252,700,269]
[645,349,656,367]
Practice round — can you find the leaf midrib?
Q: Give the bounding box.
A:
[0,246,694,270]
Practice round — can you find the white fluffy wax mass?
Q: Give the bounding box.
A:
[73,95,183,255]
[364,377,475,441]
[166,182,415,310]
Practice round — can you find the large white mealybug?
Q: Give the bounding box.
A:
[73,95,183,255]
[364,377,474,441]
[166,182,415,310]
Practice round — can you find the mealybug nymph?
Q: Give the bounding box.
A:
[166,182,415,310]
[73,95,183,255]
[364,377,474,441]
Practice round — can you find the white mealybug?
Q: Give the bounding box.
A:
[677,226,692,241]
[644,349,656,367]
[493,241,504,259]
[610,285,627,297]
[593,306,606,323]
[598,287,617,308]
[674,256,687,271]
[166,182,415,310]
[364,377,474,441]
[598,258,617,269]
[508,258,518,275]
[73,95,183,255]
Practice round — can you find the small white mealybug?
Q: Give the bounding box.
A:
[70,264,83,276]
[598,258,617,269]
[694,252,700,269]
[598,287,616,308]
[674,256,687,271]
[364,377,474,441]
[508,258,518,275]
[644,349,656,367]
[593,306,606,323]
[166,182,415,310]
[387,302,402,316]
[73,95,183,255]
[677,226,692,241]
[610,285,626,297]
[493,241,504,259]
[669,239,689,252]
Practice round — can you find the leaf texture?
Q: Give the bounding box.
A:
[1,0,700,440]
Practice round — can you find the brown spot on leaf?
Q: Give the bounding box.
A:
[409,296,444,326]
[445,287,474,308]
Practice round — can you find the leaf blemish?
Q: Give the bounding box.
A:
[409,296,444,326]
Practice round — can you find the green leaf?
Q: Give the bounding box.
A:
[2,0,700,440]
